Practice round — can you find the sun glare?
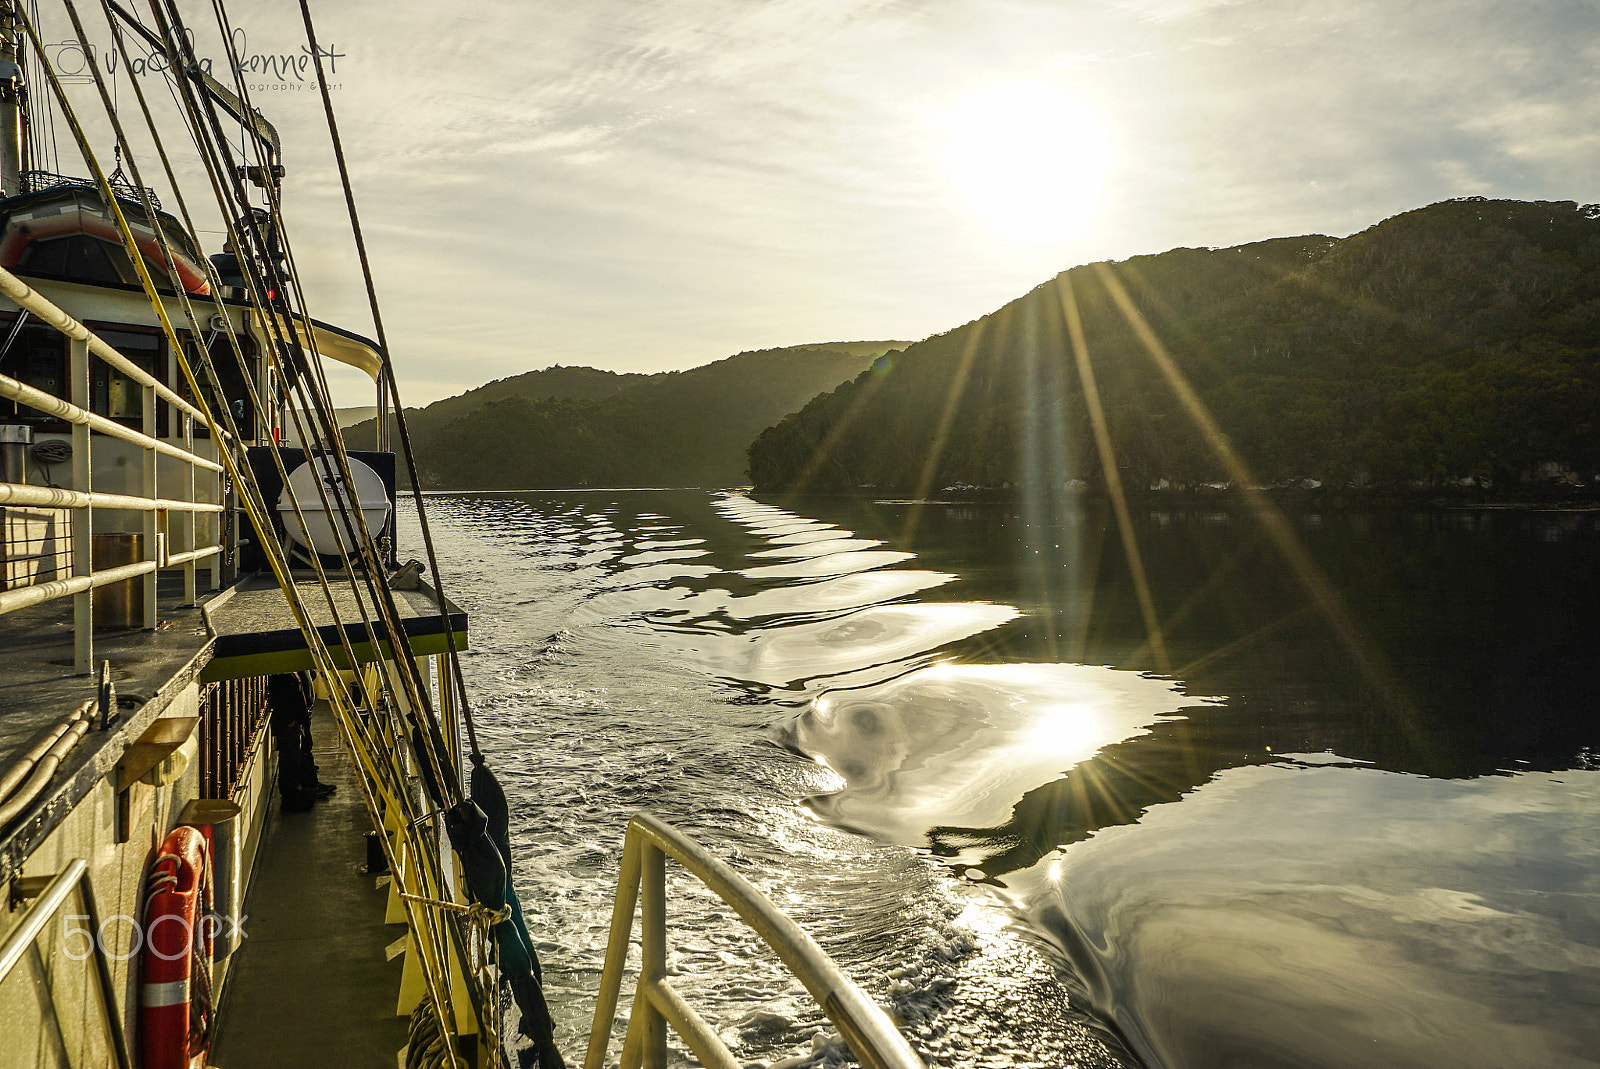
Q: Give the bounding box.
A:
[941,83,1111,244]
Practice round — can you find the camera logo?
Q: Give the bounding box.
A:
[41,41,99,85]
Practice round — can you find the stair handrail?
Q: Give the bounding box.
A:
[585,813,924,1069]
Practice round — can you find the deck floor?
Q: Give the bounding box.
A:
[210,708,408,1067]
[0,574,212,767]
[204,572,469,679]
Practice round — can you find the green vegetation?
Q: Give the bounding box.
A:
[749,199,1600,497]
[353,344,902,488]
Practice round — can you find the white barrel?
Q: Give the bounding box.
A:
[276,455,391,557]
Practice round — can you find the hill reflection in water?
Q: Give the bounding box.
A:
[418,489,1600,1069]
[718,493,1600,1069]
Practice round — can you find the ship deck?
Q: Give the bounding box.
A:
[202,571,468,681]
[210,703,409,1066]
[0,573,213,752]
[0,574,215,882]
[0,569,466,883]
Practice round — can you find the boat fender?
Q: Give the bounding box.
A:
[468,755,565,1069]
[140,825,214,1069]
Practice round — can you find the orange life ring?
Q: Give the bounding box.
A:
[140,826,214,1069]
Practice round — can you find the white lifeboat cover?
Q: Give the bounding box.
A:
[276,455,391,556]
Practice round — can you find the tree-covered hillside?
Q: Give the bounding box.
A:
[367,343,903,488]
[749,199,1600,495]
[346,364,647,452]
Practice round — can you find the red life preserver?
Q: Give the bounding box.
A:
[140,826,214,1069]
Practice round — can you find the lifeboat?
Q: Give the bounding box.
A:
[0,180,212,295]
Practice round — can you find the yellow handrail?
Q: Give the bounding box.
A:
[586,814,925,1069]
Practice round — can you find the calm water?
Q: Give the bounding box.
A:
[404,491,1600,1069]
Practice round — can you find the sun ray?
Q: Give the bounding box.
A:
[771,360,893,498]
[1174,602,1321,679]
[1091,261,1417,724]
[901,318,992,545]
[1055,273,1172,674]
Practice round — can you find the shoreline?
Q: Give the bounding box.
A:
[752,485,1600,511]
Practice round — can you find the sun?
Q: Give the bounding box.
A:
[940,83,1112,244]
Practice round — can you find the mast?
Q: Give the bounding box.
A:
[0,1,24,196]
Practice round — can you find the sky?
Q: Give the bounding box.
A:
[29,0,1599,407]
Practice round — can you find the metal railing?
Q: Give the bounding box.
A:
[20,168,162,210]
[0,264,226,673]
[198,675,270,800]
[586,814,925,1069]
[0,857,134,1069]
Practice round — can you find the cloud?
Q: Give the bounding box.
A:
[39,0,1590,406]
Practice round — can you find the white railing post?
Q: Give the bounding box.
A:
[0,285,228,634]
[208,457,222,592]
[182,411,197,603]
[141,380,157,629]
[586,837,642,1069]
[70,336,91,674]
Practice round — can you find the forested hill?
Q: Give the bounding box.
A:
[748,199,1600,496]
[357,343,903,488]
[346,364,647,451]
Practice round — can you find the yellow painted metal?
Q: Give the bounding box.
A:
[396,930,426,1017]
[386,839,412,925]
[198,628,468,683]
[587,814,926,1069]
[287,315,383,381]
[446,922,480,1037]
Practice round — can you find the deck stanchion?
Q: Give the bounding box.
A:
[640,841,668,1069]
[70,337,92,674]
[141,380,158,629]
[183,411,197,604]
[586,837,642,1069]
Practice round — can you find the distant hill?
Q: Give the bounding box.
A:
[356,343,905,488]
[282,406,377,447]
[749,199,1600,495]
[346,365,647,451]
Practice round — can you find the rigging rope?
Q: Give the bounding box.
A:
[291,7,565,1066]
[189,0,466,806]
[19,0,479,1054]
[294,0,484,760]
[140,0,476,1044]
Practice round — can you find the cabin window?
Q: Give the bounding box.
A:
[179,332,258,440]
[0,316,178,438]
[16,234,142,287]
[0,319,68,430]
[89,327,169,438]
